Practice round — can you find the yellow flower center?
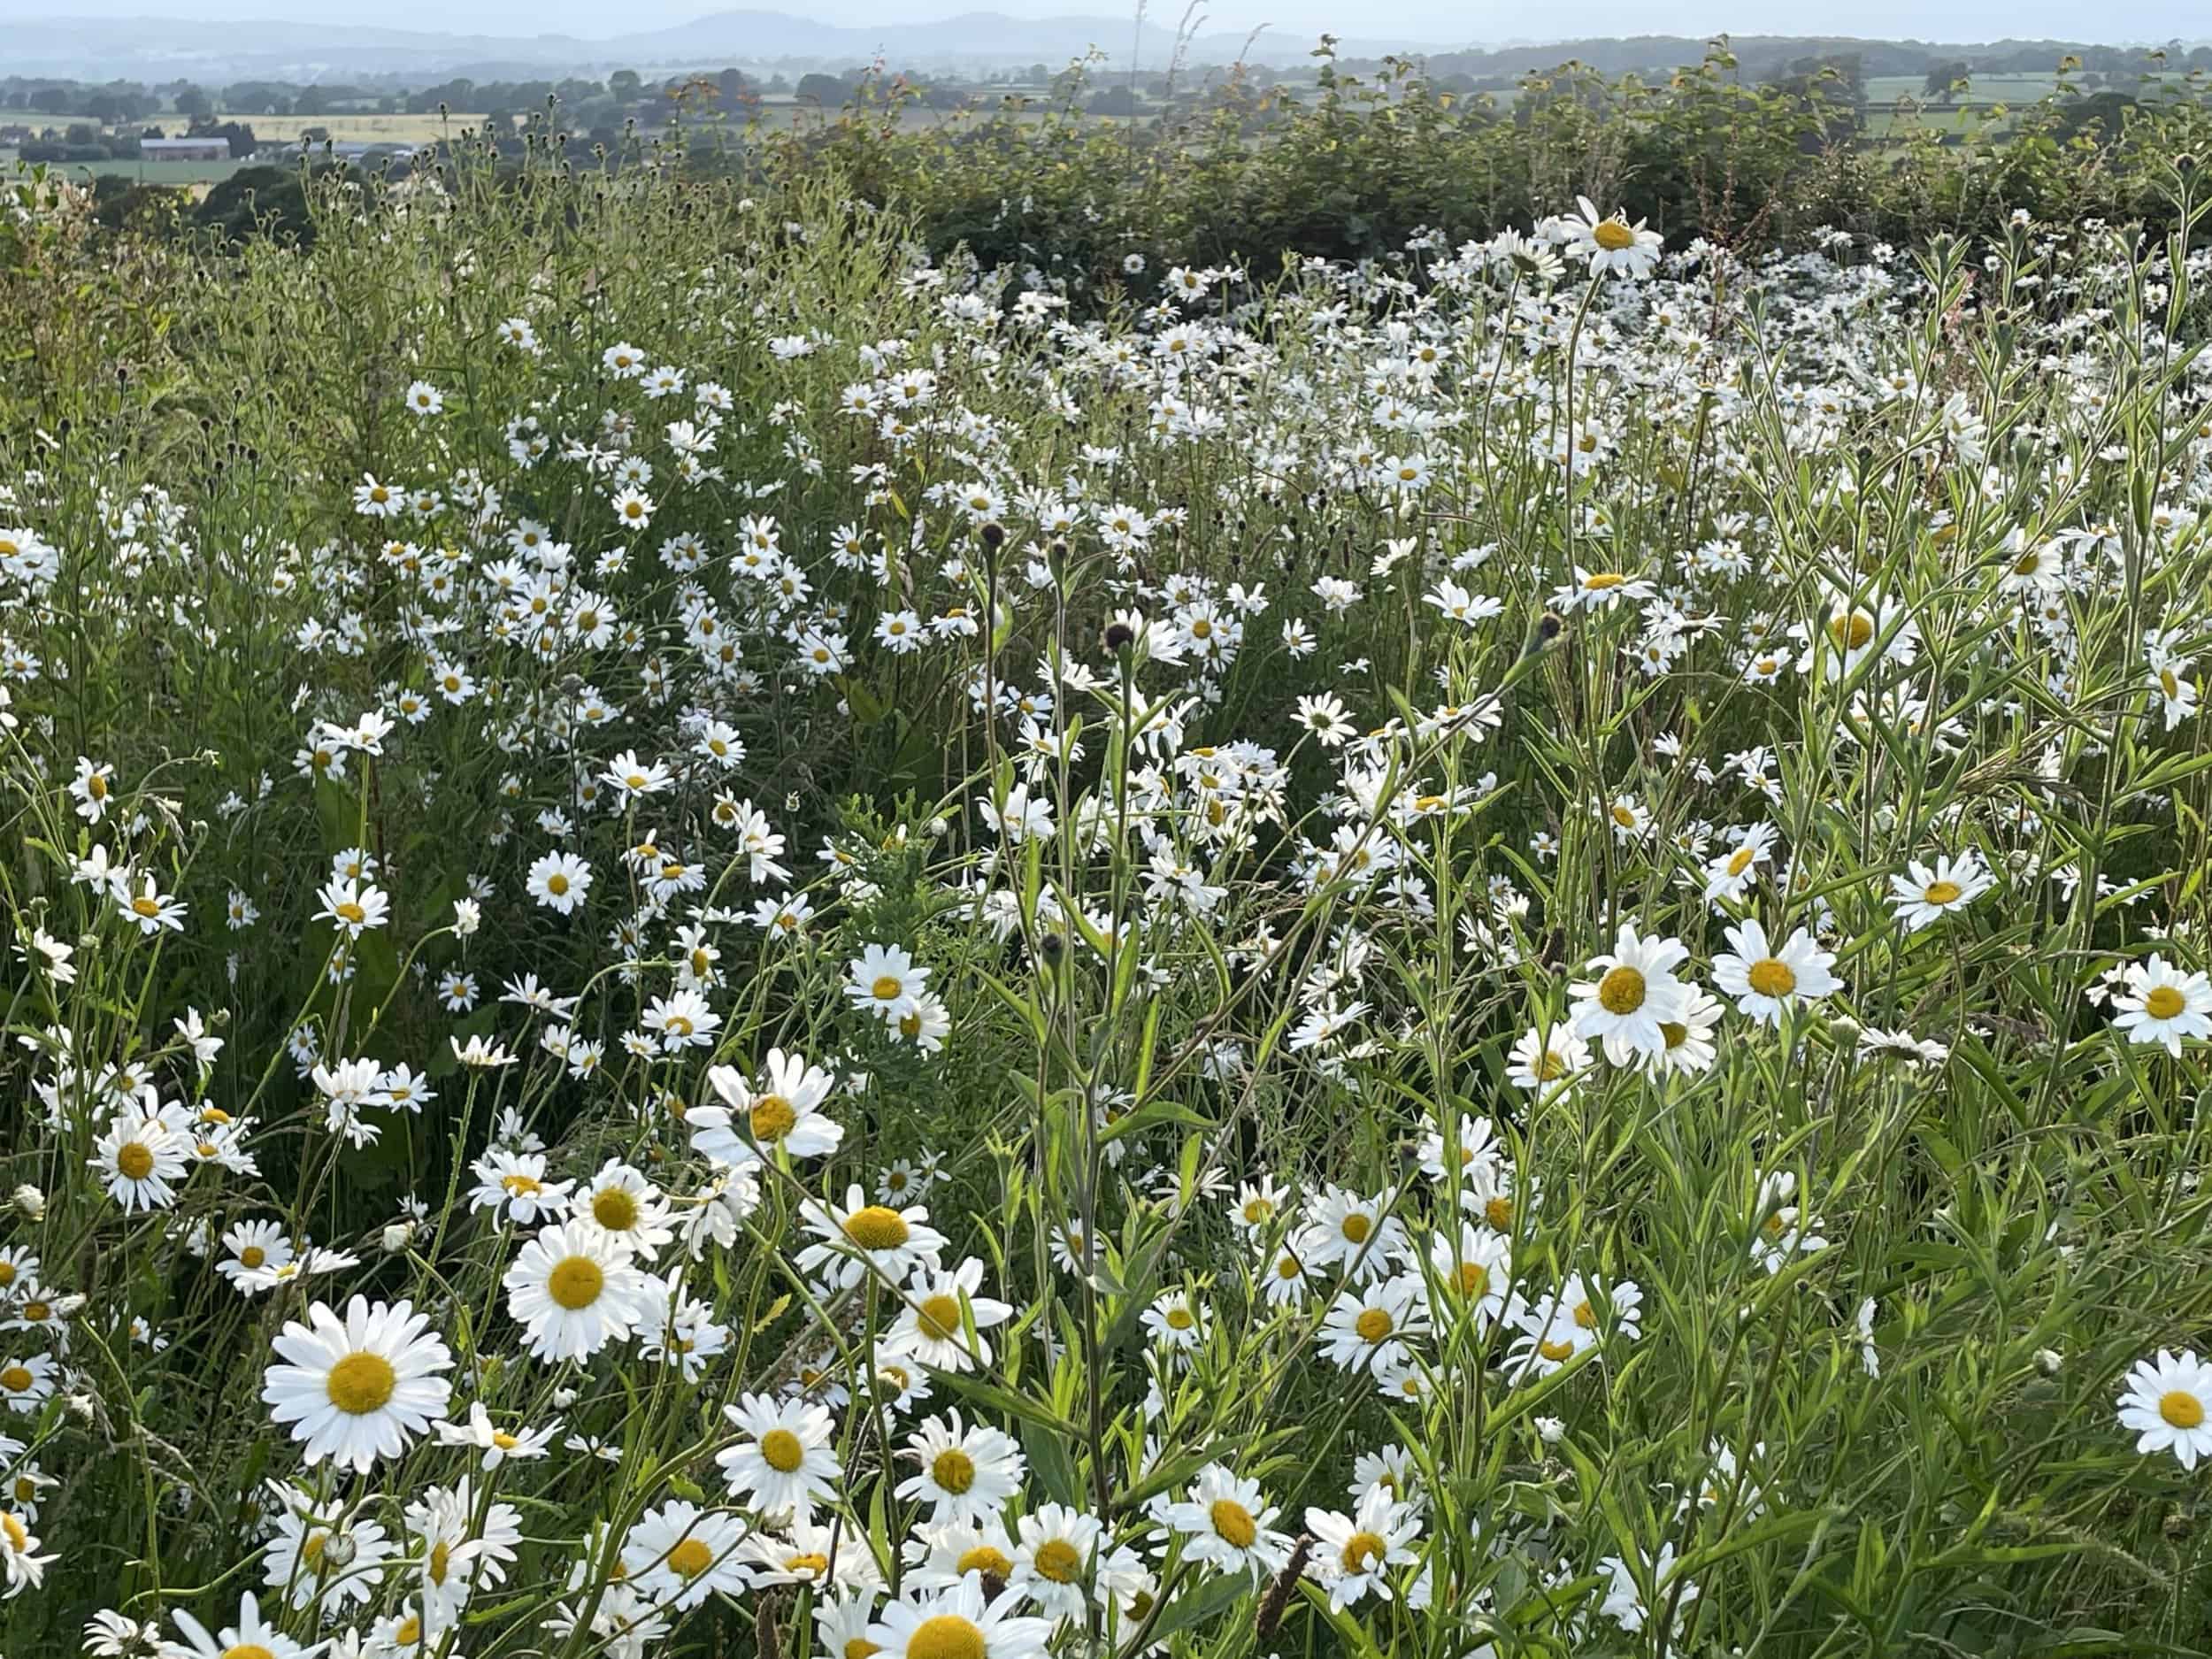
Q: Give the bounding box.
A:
[907,1615,987,1659]
[918,1294,964,1343]
[1210,1499,1257,1548]
[784,1552,830,1577]
[844,1206,910,1250]
[1592,219,1635,251]
[872,974,904,1002]
[428,1540,451,1585]
[932,1448,977,1494]
[592,1187,641,1233]
[1486,1195,1515,1231]
[667,1536,714,1578]
[547,1255,605,1310]
[2146,985,2187,1020]
[116,1142,156,1181]
[222,1647,275,1659]
[749,1094,797,1141]
[1829,612,1877,650]
[1727,847,1755,876]
[1923,880,1962,905]
[1165,1306,1195,1331]
[1355,1308,1394,1342]
[493,1431,519,1449]
[1585,572,1625,592]
[1275,1255,1302,1280]
[1572,1300,1597,1330]
[848,1642,882,1659]
[758,1428,806,1473]
[395,1616,422,1647]
[1340,1530,1387,1571]
[502,1173,542,1196]
[1539,1337,1576,1362]
[957,1544,1013,1578]
[2162,1389,2206,1429]
[335,902,366,925]
[1033,1538,1083,1582]
[1747,958,1797,998]
[1597,964,1647,1015]
[325,1351,397,1415]
[0,1370,25,1396]
[1340,1212,1372,1245]
[1455,1263,1491,1297]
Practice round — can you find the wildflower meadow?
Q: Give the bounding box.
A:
[5,139,2212,1658]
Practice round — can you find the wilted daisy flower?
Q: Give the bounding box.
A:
[261,1296,452,1472]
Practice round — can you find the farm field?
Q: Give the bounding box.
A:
[5,91,2212,1659]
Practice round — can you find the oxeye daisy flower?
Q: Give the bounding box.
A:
[260,1295,453,1472]
[1320,1274,1431,1374]
[717,1393,843,1520]
[0,1354,56,1414]
[312,876,389,940]
[896,1410,1025,1525]
[621,1501,750,1610]
[846,942,929,1021]
[1570,923,1692,1061]
[1561,195,1663,278]
[1302,1489,1421,1610]
[1296,1184,1408,1280]
[694,1048,843,1167]
[162,1593,306,1659]
[1164,1463,1294,1577]
[867,1578,1054,1659]
[1710,918,1842,1025]
[435,1401,558,1471]
[796,1185,947,1290]
[2111,955,2212,1056]
[1506,1024,1589,1094]
[2117,1349,2212,1470]
[568,1160,676,1260]
[884,1257,1013,1373]
[1888,851,1994,932]
[503,1221,649,1363]
[1010,1502,1103,1620]
[526,850,594,915]
[90,1114,188,1211]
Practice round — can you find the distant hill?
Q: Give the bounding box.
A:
[1,9,1449,80]
[4,11,2200,82]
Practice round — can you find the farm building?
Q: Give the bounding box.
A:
[139,136,232,160]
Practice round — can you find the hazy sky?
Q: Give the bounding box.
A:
[18,0,2210,44]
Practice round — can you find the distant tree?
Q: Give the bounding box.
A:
[1087,84,1140,116]
[795,73,846,108]
[175,83,213,119]
[610,69,642,105]
[293,84,331,117]
[1922,59,1970,103]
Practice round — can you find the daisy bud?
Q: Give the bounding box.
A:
[1535,1415,1566,1444]
[553,1386,579,1409]
[453,898,482,937]
[2036,1348,2063,1374]
[322,1531,357,1571]
[12,1184,43,1220]
[381,1222,415,1254]
[65,1393,94,1421]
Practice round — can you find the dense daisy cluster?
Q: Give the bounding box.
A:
[5,169,2212,1656]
